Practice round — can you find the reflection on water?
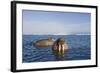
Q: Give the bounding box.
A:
[33,46,67,61]
[52,50,66,61]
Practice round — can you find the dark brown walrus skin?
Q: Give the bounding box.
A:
[33,37,54,47]
[52,38,68,58]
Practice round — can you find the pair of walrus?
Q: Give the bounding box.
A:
[33,37,68,58]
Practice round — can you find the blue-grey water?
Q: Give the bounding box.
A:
[22,35,91,63]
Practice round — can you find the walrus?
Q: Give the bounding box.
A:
[52,37,68,58]
[33,37,54,47]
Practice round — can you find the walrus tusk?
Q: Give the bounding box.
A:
[52,37,68,57]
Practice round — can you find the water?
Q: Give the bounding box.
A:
[22,35,91,63]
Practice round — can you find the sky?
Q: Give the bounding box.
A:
[22,10,91,35]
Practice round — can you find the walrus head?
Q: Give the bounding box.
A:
[57,37,65,44]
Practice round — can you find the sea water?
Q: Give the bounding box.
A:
[22,35,91,63]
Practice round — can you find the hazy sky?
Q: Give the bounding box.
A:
[23,10,91,35]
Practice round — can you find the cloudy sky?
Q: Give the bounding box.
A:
[22,10,91,35]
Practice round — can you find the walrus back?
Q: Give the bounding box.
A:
[33,39,54,47]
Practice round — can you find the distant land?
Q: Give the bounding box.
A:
[23,33,90,35]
